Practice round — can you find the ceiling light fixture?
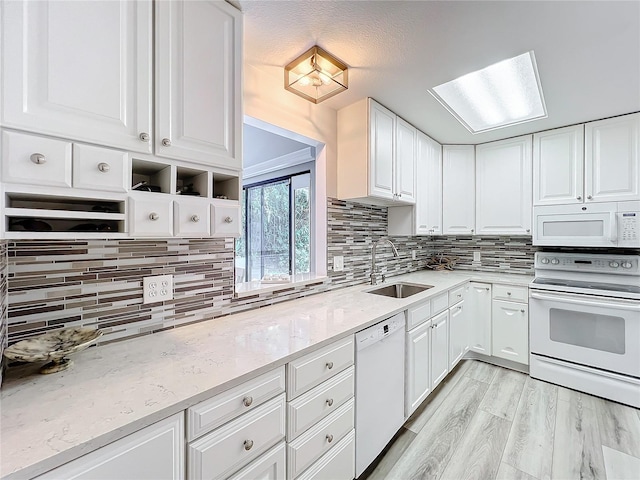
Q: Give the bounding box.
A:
[429,51,547,133]
[284,46,348,104]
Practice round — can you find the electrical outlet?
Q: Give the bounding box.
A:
[412,250,417,260]
[473,252,481,262]
[333,256,344,271]
[143,274,174,304]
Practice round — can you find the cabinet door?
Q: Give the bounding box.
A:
[467,282,492,355]
[211,202,241,238]
[405,321,431,417]
[368,100,396,200]
[36,414,184,480]
[442,145,475,234]
[430,310,449,389]
[585,113,640,203]
[395,117,417,204]
[174,199,210,237]
[416,132,443,235]
[476,135,532,235]
[533,125,584,205]
[492,300,529,365]
[156,1,242,169]
[227,443,286,480]
[2,1,152,153]
[448,301,467,370]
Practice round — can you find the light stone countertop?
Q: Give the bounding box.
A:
[0,269,532,479]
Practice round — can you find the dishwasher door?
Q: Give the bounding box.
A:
[355,312,406,477]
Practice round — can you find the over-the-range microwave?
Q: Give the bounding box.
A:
[533,201,640,248]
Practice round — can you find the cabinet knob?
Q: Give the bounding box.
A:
[243,439,254,451]
[526,229,531,233]
[30,153,46,164]
[521,309,525,313]
[149,213,159,221]
[242,396,253,407]
[326,398,334,407]
[485,288,490,291]
[97,162,111,173]
[326,434,334,443]
[457,294,462,298]
[587,195,593,200]
[191,215,200,223]
[577,195,582,200]
[507,292,512,295]
[224,216,233,223]
[326,361,334,370]
[162,138,171,147]
[471,229,474,233]
[139,132,150,142]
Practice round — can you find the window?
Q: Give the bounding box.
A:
[235,172,312,282]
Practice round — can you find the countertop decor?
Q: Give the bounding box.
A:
[3,327,103,374]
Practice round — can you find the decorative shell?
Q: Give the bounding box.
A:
[4,328,103,363]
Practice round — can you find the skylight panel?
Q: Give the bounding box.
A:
[429,51,547,133]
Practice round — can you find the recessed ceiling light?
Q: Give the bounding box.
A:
[429,51,547,133]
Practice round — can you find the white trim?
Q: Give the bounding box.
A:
[243,148,314,179]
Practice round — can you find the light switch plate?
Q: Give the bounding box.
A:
[473,252,481,262]
[143,274,174,304]
[333,256,344,271]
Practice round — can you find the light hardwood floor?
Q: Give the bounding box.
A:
[361,360,640,480]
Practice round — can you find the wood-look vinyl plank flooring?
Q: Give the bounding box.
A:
[362,361,640,480]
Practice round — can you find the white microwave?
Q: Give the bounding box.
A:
[533,201,640,248]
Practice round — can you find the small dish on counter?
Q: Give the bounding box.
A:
[3,328,103,374]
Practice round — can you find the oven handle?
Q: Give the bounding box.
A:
[530,291,640,311]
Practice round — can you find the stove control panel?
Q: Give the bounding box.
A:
[535,253,640,275]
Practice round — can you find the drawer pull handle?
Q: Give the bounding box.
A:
[162,138,171,147]
[242,396,253,407]
[149,213,159,221]
[224,216,233,223]
[326,434,334,443]
[139,132,150,142]
[97,162,110,173]
[191,215,200,223]
[326,361,334,370]
[30,153,46,164]
[326,398,334,407]
[243,439,254,451]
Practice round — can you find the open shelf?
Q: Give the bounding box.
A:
[176,166,209,197]
[131,159,172,194]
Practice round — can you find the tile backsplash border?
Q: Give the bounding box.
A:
[4,197,538,359]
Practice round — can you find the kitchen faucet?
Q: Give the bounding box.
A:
[370,238,399,285]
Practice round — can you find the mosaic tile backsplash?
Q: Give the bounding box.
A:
[0,240,8,383]
[5,197,538,352]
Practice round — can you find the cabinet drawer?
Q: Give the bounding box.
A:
[211,202,241,237]
[407,300,430,330]
[431,291,449,315]
[129,194,173,236]
[227,442,286,480]
[288,399,355,479]
[2,130,72,188]
[174,198,211,237]
[287,336,354,400]
[448,285,466,306]
[73,144,128,193]
[188,394,286,480]
[492,284,528,303]
[187,366,285,442]
[287,367,354,440]
[295,430,355,480]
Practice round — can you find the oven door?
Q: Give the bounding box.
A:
[530,290,640,377]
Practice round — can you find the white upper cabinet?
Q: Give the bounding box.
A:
[533,125,584,205]
[585,113,640,203]
[395,118,417,203]
[442,145,475,235]
[476,135,532,235]
[155,0,242,170]
[337,98,415,206]
[369,101,396,200]
[1,0,153,153]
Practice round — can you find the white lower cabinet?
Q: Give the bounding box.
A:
[405,320,432,417]
[448,300,467,370]
[295,431,355,480]
[129,194,173,236]
[227,442,286,480]
[492,300,529,365]
[430,310,449,390]
[36,413,184,480]
[174,197,210,237]
[467,282,493,355]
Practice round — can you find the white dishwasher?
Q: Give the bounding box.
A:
[354,312,406,477]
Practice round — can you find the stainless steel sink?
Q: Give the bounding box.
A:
[366,282,433,299]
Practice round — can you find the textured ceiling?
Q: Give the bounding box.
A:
[239,0,640,144]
